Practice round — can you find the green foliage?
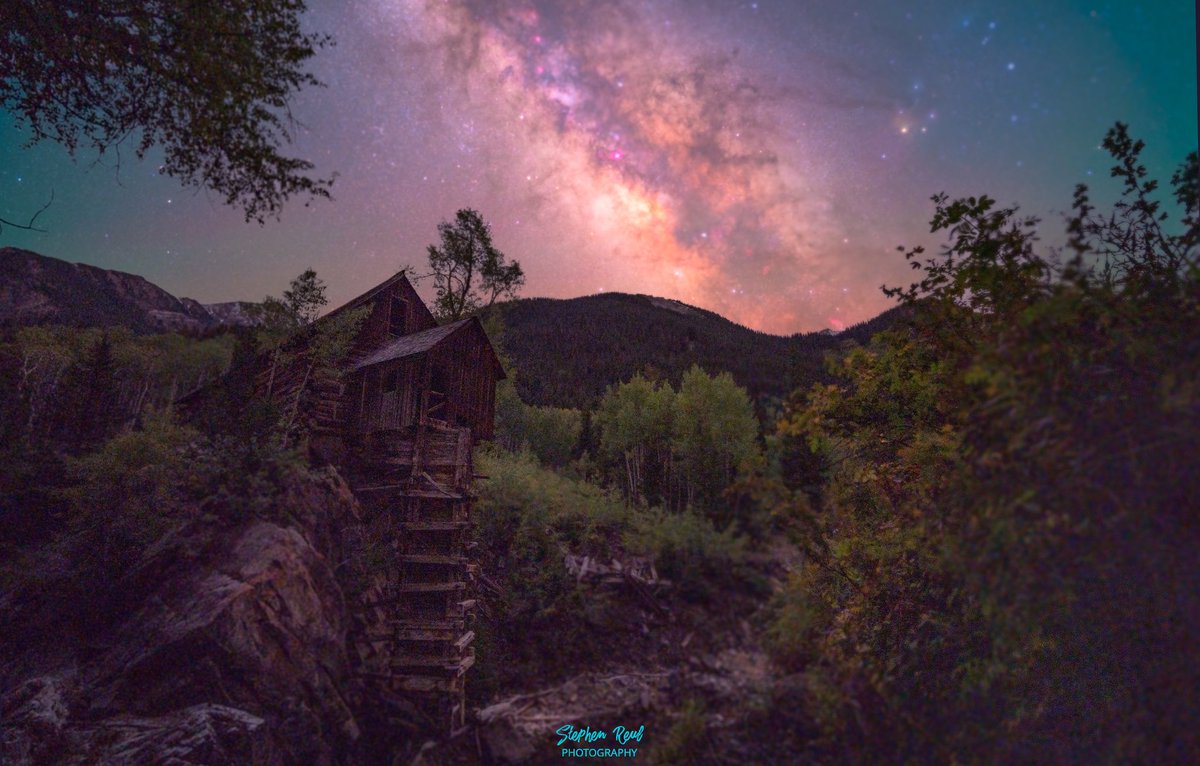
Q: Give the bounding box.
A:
[54,412,209,622]
[476,447,630,557]
[472,448,632,694]
[0,327,239,546]
[487,293,906,410]
[282,268,329,325]
[489,308,584,467]
[311,305,370,372]
[672,367,760,524]
[764,125,1199,763]
[649,699,709,766]
[594,367,761,520]
[254,268,330,349]
[64,411,199,545]
[595,373,677,507]
[53,333,121,450]
[494,381,582,467]
[0,0,333,224]
[423,208,525,321]
[624,509,753,603]
[0,325,236,446]
[249,269,369,444]
[0,400,318,645]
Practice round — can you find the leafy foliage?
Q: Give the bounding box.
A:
[763,124,1199,763]
[624,509,752,603]
[52,333,121,450]
[471,448,633,694]
[594,366,760,521]
[0,0,333,223]
[494,382,583,467]
[422,209,524,322]
[649,699,710,766]
[250,269,369,445]
[0,324,236,447]
[672,367,761,523]
[595,373,677,508]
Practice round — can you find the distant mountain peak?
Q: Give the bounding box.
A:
[647,296,700,317]
[0,248,256,333]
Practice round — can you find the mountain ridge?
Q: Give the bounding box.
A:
[489,292,906,408]
[0,248,905,405]
[0,247,258,333]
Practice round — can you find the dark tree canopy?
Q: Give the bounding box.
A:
[0,1,333,223]
[425,208,525,322]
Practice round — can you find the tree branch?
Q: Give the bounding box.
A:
[0,189,54,234]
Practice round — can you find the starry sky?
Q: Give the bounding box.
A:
[1,1,1196,334]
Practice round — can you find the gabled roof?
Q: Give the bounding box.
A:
[322,269,433,326]
[351,316,506,377]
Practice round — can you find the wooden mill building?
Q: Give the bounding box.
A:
[194,271,505,729]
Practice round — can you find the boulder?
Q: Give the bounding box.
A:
[0,472,367,765]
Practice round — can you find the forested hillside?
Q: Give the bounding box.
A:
[489,292,906,409]
[0,246,907,414]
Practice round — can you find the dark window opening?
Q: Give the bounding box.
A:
[431,366,448,395]
[389,296,408,337]
[383,367,400,393]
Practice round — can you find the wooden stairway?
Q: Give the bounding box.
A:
[349,422,477,730]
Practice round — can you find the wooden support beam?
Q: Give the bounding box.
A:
[453,630,476,651]
[401,521,469,531]
[399,554,467,565]
[394,581,466,594]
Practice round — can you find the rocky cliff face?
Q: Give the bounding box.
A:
[0,248,257,333]
[0,470,368,766]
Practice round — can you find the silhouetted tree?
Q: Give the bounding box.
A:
[56,334,121,450]
[424,209,524,322]
[282,268,329,324]
[0,1,333,225]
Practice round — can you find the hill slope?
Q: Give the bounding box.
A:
[0,247,255,334]
[0,249,904,406]
[491,293,905,408]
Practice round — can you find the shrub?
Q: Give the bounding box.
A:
[472,448,633,694]
[624,509,754,602]
[649,699,709,766]
[763,126,1200,763]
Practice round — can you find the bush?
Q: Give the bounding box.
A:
[472,448,633,694]
[625,509,755,602]
[494,382,583,467]
[649,699,709,766]
[65,411,201,547]
[476,447,630,557]
[763,126,1200,763]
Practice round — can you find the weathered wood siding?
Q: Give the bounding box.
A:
[346,278,438,362]
[353,358,425,433]
[426,324,499,440]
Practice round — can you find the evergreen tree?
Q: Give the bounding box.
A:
[56,334,121,450]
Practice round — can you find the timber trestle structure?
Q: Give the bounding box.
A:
[349,418,478,731]
[183,271,504,734]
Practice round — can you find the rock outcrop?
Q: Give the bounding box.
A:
[0,470,368,766]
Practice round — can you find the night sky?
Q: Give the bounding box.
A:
[1,1,1196,333]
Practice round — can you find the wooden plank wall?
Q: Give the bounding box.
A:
[353,357,425,433]
[426,327,498,440]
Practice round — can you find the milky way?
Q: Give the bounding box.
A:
[1,1,1195,333]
